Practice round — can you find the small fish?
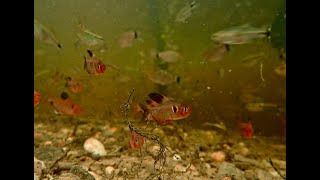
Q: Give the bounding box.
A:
[239,122,253,138]
[203,122,227,131]
[241,52,264,67]
[118,31,138,48]
[34,19,62,49]
[75,23,106,51]
[203,44,230,62]
[211,24,271,45]
[137,93,192,125]
[176,1,198,23]
[146,69,179,86]
[47,92,82,115]
[274,63,286,78]
[83,50,119,75]
[34,89,41,107]
[129,130,145,150]
[65,77,83,94]
[157,50,183,63]
[245,102,279,112]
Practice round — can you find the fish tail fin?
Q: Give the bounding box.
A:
[266,25,272,39]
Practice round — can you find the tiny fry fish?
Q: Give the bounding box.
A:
[239,122,253,138]
[47,92,82,115]
[34,89,41,107]
[138,93,192,125]
[129,130,145,150]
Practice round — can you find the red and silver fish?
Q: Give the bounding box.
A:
[239,122,253,138]
[137,93,192,125]
[65,76,83,94]
[129,130,145,150]
[83,50,119,75]
[34,89,41,107]
[47,92,82,116]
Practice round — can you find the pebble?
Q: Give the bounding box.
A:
[210,151,226,163]
[173,154,182,161]
[83,137,107,157]
[105,166,115,175]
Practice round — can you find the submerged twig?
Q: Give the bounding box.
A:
[269,157,286,179]
[122,88,178,177]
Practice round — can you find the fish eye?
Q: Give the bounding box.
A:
[184,107,188,112]
[172,106,178,113]
[98,64,101,69]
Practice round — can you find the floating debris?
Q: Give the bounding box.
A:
[34,19,62,49]
[211,24,271,45]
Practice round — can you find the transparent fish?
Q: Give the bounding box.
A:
[274,63,286,78]
[203,44,230,62]
[75,24,106,51]
[241,52,264,67]
[118,31,137,48]
[211,24,271,45]
[175,1,198,23]
[147,69,178,86]
[34,19,62,49]
[245,102,279,112]
[157,50,183,63]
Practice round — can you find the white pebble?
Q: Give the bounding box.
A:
[83,137,107,157]
[105,166,115,175]
[173,154,181,161]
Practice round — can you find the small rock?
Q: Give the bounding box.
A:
[83,137,107,157]
[70,165,95,180]
[174,164,186,172]
[210,151,226,163]
[216,162,246,180]
[105,166,115,175]
[52,173,79,180]
[35,146,65,169]
[255,168,275,180]
[173,154,182,161]
[88,171,102,180]
[244,169,256,180]
[34,156,46,178]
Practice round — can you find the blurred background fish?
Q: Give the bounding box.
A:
[211,24,271,45]
[34,19,62,49]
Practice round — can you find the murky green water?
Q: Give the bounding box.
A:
[34,0,286,136]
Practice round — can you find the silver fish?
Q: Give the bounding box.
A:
[75,24,106,51]
[245,102,279,112]
[147,69,178,85]
[34,19,62,49]
[211,24,271,45]
[175,1,198,23]
[157,50,183,63]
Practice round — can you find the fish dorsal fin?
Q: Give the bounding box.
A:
[87,50,94,57]
[148,93,172,104]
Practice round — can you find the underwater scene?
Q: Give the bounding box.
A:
[34,0,286,179]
